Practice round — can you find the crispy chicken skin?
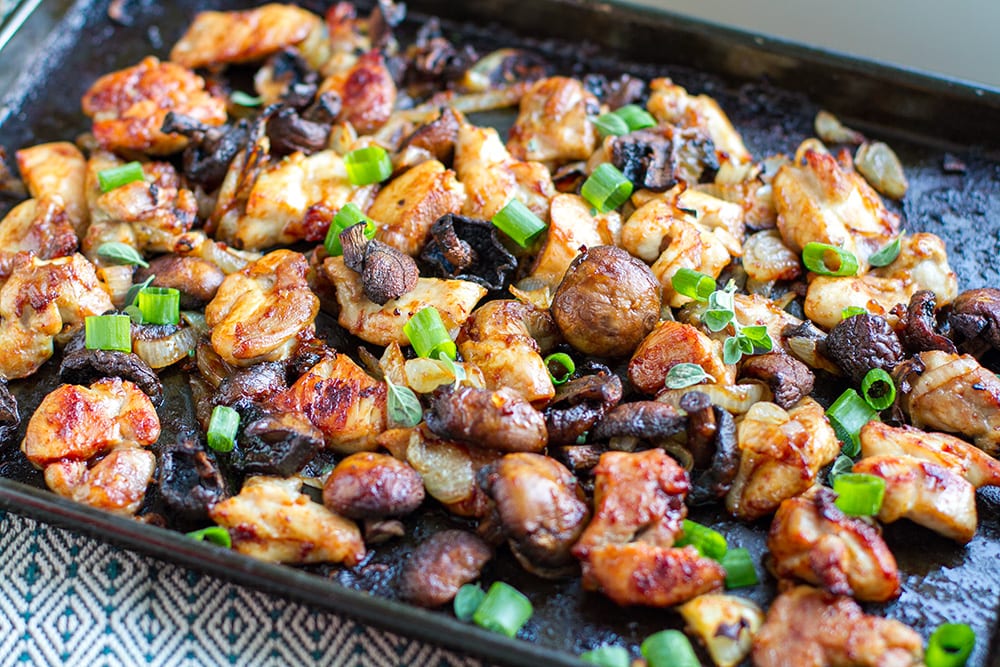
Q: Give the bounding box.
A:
[573,450,726,607]
[752,586,923,667]
[16,142,88,234]
[726,398,840,521]
[369,160,466,256]
[507,77,600,164]
[646,78,750,163]
[896,350,1000,455]
[205,249,318,367]
[768,486,900,601]
[45,448,156,516]
[209,476,366,566]
[320,50,397,135]
[81,56,226,155]
[0,253,113,380]
[457,299,556,405]
[170,4,324,69]
[324,255,485,347]
[629,320,733,394]
[273,353,386,454]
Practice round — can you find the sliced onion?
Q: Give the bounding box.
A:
[195,339,232,387]
[814,110,865,145]
[744,400,789,425]
[855,141,908,200]
[179,311,209,336]
[679,594,764,667]
[404,357,485,393]
[133,326,199,369]
[406,431,474,504]
[657,382,770,415]
[786,329,841,375]
[97,264,135,307]
[743,229,802,283]
[199,237,259,274]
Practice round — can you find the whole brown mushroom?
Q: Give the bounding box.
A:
[323,452,425,519]
[550,245,661,357]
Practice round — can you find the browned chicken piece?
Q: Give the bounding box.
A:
[895,350,1000,455]
[83,153,198,258]
[457,299,557,405]
[398,530,493,608]
[752,586,923,667]
[853,454,977,543]
[767,486,900,601]
[0,199,77,269]
[273,353,386,454]
[507,77,600,165]
[170,4,326,69]
[861,421,1000,488]
[81,56,226,155]
[454,122,556,222]
[426,386,548,453]
[629,320,734,395]
[320,50,397,135]
[726,398,840,521]
[16,142,88,234]
[479,453,590,577]
[44,448,156,516]
[646,78,751,163]
[773,142,899,268]
[369,160,466,256]
[209,476,366,566]
[324,255,485,347]
[205,249,319,367]
[322,452,424,519]
[0,253,113,380]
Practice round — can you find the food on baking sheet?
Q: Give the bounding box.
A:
[3,0,995,663]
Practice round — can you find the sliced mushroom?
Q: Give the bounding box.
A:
[0,378,19,445]
[340,222,419,305]
[739,352,815,409]
[255,48,319,106]
[425,385,548,453]
[420,214,516,291]
[160,113,250,191]
[399,107,462,164]
[241,410,324,477]
[159,431,228,526]
[824,314,903,384]
[590,401,686,442]
[397,530,493,607]
[948,288,1000,356]
[689,406,739,505]
[210,361,287,412]
[265,105,331,156]
[895,290,956,355]
[323,452,424,519]
[59,329,163,405]
[544,368,623,446]
[134,255,225,309]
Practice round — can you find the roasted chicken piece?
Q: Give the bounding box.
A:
[572,449,726,607]
[0,199,77,270]
[507,76,600,165]
[205,249,319,367]
[320,50,397,135]
[457,299,557,405]
[44,448,157,517]
[726,398,840,521]
[170,4,326,69]
[895,350,1000,455]
[454,122,556,222]
[81,56,226,155]
[752,586,923,667]
[273,353,386,454]
[16,142,88,234]
[324,255,486,347]
[768,486,900,601]
[646,78,751,163]
[209,476,366,565]
[369,160,466,256]
[0,253,113,380]
[629,320,734,394]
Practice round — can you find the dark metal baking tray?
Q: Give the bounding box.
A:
[2,1,1000,665]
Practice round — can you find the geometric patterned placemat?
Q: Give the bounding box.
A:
[0,511,487,667]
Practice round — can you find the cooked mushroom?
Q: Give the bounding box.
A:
[159,431,228,526]
[134,255,225,309]
[895,290,956,354]
[0,378,18,444]
[420,214,516,291]
[824,314,903,384]
[582,72,646,109]
[397,530,493,607]
[479,453,590,578]
[265,105,331,156]
[948,288,1000,359]
[551,245,661,357]
[689,405,740,505]
[611,126,718,192]
[399,107,462,164]
[589,401,686,442]
[425,385,548,452]
[544,368,623,446]
[240,410,324,477]
[738,352,815,409]
[210,361,287,413]
[323,452,425,519]
[340,222,419,305]
[59,329,163,405]
[254,48,319,106]
[161,113,250,191]
[781,321,841,374]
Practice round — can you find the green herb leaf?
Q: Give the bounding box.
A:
[842,306,867,319]
[123,304,144,324]
[124,274,156,308]
[230,90,263,107]
[438,353,466,387]
[665,363,710,389]
[96,242,149,268]
[868,236,902,267]
[722,336,743,364]
[386,380,422,428]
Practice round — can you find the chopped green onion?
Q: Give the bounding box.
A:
[869,236,902,267]
[675,519,728,560]
[344,145,393,185]
[186,526,232,548]
[833,473,886,516]
[404,306,457,360]
[614,104,657,131]
[671,268,716,302]
[641,630,699,667]
[324,203,376,256]
[826,388,879,457]
[665,363,710,389]
[230,90,263,107]
[84,315,131,353]
[925,623,975,667]
[207,405,240,453]
[828,454,856,484]
[842,306,867,319]
[861,368,896,411]
[453,583,486,622]
[802,242,859,277]
[96,242,149,268]
[491,199,547,247]
[580,645,631,667]
[544,352,575,385]
[472,582,533,638]
[386,379,423,428]
[137,286,180,325]
[98,161,145,193]
[720,547,759,589]
[581,163,633,213]
[592,112,629,137]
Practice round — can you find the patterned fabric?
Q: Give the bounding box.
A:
[0,511,485,667]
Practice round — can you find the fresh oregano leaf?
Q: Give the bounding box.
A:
[97,242,149,268]
[386,379,422,428]
[124,274,156,307]
[665,363,710,389]
[868,236,902,267]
